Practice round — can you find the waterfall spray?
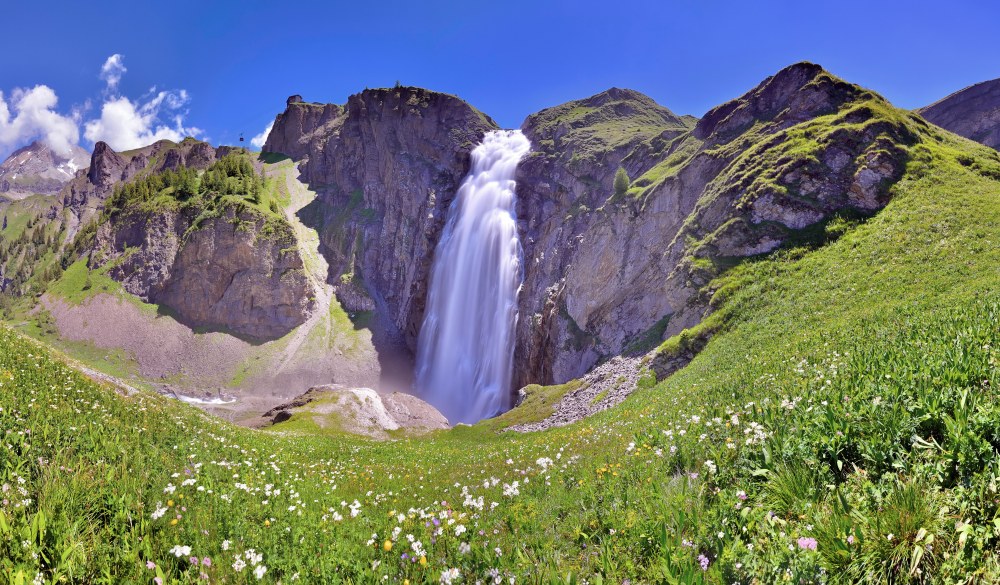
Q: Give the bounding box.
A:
[415,129,531,424]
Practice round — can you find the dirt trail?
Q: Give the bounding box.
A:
[268,161,337,374]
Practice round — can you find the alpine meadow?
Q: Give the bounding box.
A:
[1,2,1000,583]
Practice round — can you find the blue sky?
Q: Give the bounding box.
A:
[0,0,997,156]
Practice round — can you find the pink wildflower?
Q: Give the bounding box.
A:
[698,554,709,570]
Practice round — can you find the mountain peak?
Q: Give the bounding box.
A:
[584,87,655,105]
[693,62,863,140]
[0,140,90,199]
[86,141,127,190]
[918,77,1000,150]
[521,86,690,158]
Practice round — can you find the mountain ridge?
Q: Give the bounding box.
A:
[0,141,90,199]
[918,76,1000,149]
[2,62,997,417]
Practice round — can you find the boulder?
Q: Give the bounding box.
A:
[261,384,448,439]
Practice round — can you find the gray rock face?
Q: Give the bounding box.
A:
[86,141,127,191]
[512,87,695,386]
[508,355,645,433]
[264,88,497,348]
[90,204,312,340]
[263,99,343,161]
[261,64,916,400]
[513,62,913,387]
[918,78,1000,150]
[78,138,312,341]
[0,141,90,199]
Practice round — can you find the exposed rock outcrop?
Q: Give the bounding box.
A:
[86,142,127,190]
[514,62,917,386]
[89,200,312,341]
[259,64,921,400]
[264,100,343,161]
[918,77,1000,150]
[258,384,449,439]
[507,355,645,433]
[513,87,695,386]
[264,88,497,349]
[77,139,313,340]
[65,138,223,220]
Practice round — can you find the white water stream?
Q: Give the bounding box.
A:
[415,130,531,424]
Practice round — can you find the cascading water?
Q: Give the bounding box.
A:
[415,129,531,424]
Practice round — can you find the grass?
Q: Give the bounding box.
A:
[615,134,705,203]
[295,296,374,359]
[43,259,125,307]
[0,195,51,241]
[103,151,295,247]
[479,380,585,432]
[20,320,143,387]
[526,89,690,159]
[0,199,73,299]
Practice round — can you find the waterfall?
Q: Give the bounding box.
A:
[415,129,531,424]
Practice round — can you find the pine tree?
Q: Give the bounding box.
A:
[614,167,630,197]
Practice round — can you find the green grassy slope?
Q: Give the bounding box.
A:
[523,87,691,172]
[0,197,69,304]
[1,116,999,584]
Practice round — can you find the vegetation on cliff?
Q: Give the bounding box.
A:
[101,151,290,240]
[0,196,67,301]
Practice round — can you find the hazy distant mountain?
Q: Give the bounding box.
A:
[919,78,1000,150]
[0,141,91,199]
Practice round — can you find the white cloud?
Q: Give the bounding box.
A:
[100,54,127,93]
[84,55,201,151]
[250,120,273,149]
[84,90,202,151]
[0,55,202,158]
[0,85,80,156]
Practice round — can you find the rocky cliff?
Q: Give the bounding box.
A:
[64,137,220,219]
[89,204,311,340]
[919,77,1000,150]
[80,143,312,340]
[259,64,924,395]
[512,87,696,386]
[1,138,229,296]
[264,87,497,348]
[514,63,918,385]
[264,95,344,162]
